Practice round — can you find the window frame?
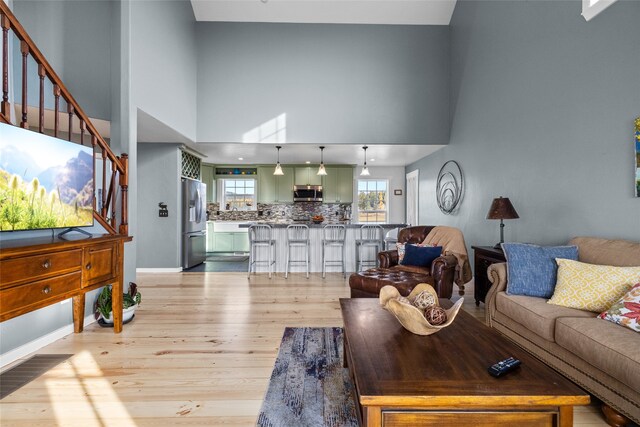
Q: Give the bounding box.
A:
[218,178,257,211]
[356,179,389,224]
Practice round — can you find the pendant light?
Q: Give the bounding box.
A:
[317,146,327,176]
[273,145,284,176]
[360,146,371,176]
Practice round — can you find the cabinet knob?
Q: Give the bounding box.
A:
[86,263,92,270]
[42,285,51,294]
[42,260,51,269]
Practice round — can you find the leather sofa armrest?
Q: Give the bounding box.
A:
[430,254,457,299]
[378,250,399,268]
[485,262,507,326]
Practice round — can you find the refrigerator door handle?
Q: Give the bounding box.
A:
[195,187,202,223]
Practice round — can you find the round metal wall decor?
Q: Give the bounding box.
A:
[436,160,464,215]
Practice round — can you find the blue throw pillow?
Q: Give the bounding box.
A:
[401,244,443,268]
[502,243,578,298]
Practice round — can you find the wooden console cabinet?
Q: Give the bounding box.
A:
[0,234,131,333]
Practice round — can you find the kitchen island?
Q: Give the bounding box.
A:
[238,222,407,274]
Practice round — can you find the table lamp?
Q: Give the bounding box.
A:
[486,197,519,249]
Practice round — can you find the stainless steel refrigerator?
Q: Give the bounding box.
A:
[182,178,207,269]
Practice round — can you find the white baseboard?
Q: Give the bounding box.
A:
[0,314,96,368]
[136,268,183,273]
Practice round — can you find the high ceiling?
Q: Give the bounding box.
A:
[139,2,456,166]
[190,0,457,25]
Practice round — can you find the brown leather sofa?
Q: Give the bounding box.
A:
[349,226,457,299]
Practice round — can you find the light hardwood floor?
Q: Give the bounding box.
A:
[1,273,609,426]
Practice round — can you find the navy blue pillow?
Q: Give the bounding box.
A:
[401,244,443,268]
[502,243,579,298]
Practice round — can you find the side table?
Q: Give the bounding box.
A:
[471,246,506,306]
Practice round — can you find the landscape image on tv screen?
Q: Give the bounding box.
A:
[0,123,94,231]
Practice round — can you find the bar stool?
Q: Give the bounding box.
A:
[322,224,346,278]
[355,224,384,272]
[248,224,276,279]
[384,227,399,250]
[285,224,310,279]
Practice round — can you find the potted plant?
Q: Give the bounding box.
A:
[95,282,141,325]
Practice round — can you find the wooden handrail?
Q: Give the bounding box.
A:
[0,3,123,173]
[0,2,128,236]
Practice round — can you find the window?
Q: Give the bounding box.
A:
[357,180,388,223]
[220,179,256,211]
[582,0,617,21]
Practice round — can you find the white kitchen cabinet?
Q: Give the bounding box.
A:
[294,166,322,186]
[276,167,294,203]
[322,166,354,203]
[206,222,215,252]
[258,166,294,203]
[336,167,354,203]
[258,167,276,203]
[201,164,216,203]
[208,222,250,253]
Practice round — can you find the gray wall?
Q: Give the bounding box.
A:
[407,0,640,252]
[132,0,197,141]
[12,0,113,120]
[137,144,182,268]
[196,23,450,144]
[0,0,129,358]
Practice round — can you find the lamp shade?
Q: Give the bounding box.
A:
[273,145,284,176]
[360,145,370,176]
[317,146,327,175]
[486,197,519,220]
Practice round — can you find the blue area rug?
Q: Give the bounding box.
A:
[257,327,358,427]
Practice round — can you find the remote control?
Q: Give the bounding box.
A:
[488,357,521,377]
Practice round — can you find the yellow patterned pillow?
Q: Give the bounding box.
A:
[548,259,640,312]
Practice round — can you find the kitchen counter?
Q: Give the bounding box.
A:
[237,222,406,274]
[237,222,407,229]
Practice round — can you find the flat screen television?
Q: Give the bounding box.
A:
[0,122,94,232]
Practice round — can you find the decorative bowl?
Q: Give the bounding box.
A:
[379,284,463,336]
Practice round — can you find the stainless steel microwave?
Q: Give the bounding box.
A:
[293,185,323,202]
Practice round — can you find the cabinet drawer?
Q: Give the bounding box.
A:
[0,249,82,288]
[383,410,556,427]
[83,243,117,286]
[0,271,81,318]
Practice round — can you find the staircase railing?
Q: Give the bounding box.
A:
[1,3,128,236]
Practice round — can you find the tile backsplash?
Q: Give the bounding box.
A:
[207,202,352,222]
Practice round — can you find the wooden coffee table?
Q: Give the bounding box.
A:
[340,298,590,427]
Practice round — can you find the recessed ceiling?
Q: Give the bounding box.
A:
[190,0,457,25]
[194,143,444,166]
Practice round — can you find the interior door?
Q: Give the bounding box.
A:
[406,170,419,226]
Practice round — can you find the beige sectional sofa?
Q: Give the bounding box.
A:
[486,237,640,426]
